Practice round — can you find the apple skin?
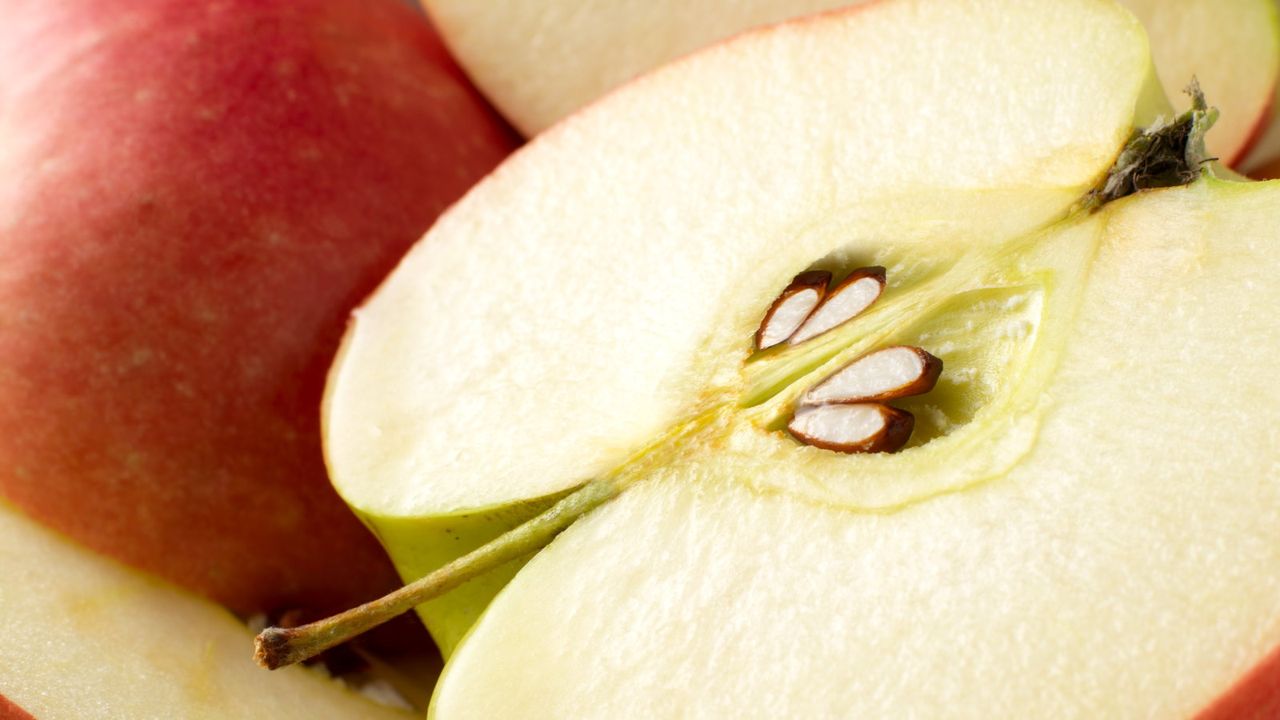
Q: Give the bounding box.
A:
[0,0,517,620]
[1251,156,1280,180]
[1197,643,1280,720]
[0,695,35,720]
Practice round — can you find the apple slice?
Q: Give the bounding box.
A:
[0,503,413,720]
[422,0,1279,167]
[321,0,1168,659]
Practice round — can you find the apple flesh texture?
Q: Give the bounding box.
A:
[327,0,1167,657]
[0,504,413,720]
[423,0,1279,167]
[0,0,516,619]
[430,180,1280,717]
[327,0,1280,712]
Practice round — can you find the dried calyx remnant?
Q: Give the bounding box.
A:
[753,268,943,454]
[1089,80,1218,207]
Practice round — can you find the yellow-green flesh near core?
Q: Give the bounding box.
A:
[431,178,1280,718]
[324,0,1169,657]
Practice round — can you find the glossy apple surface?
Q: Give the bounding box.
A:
[0,0,517,619]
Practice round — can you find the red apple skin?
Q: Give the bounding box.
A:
[1250,156,1280,180]
[0,695,35,720]
[1196,643,1280,720]
[0,0,517,619]
[1232,99,1274,168]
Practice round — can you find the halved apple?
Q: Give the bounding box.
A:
[311,0,1280,714]
[422,0,1279,168]
[327,0,1165,657]
[0,503,413,720]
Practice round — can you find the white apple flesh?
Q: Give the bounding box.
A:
[320,0,1280,714]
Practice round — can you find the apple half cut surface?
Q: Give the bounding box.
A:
[422,0,1279,169]
[0,503,413,720]
[308,0,1280,715]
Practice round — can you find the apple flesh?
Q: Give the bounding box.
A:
[328,0,1169,656]
[422,0,1279,167]
[0,0,517,621]
[318,0,1280,714]
[0,503,415,720]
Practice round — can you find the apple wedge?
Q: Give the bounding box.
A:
[422,0,1279,168]
[0,503,413,720]
[294,0,1280,714]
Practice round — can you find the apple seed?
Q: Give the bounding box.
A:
[755,270,832,349]
[788,266,886,344]
[800,346,942,406]
[787,403,914,454]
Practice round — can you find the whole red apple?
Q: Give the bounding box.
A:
[0,0,516,619]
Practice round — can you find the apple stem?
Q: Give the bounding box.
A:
[254,478,621,670]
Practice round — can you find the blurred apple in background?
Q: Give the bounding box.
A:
[1253,155,1280,180]
[0,0,517,625]
[421,0,1278,168]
